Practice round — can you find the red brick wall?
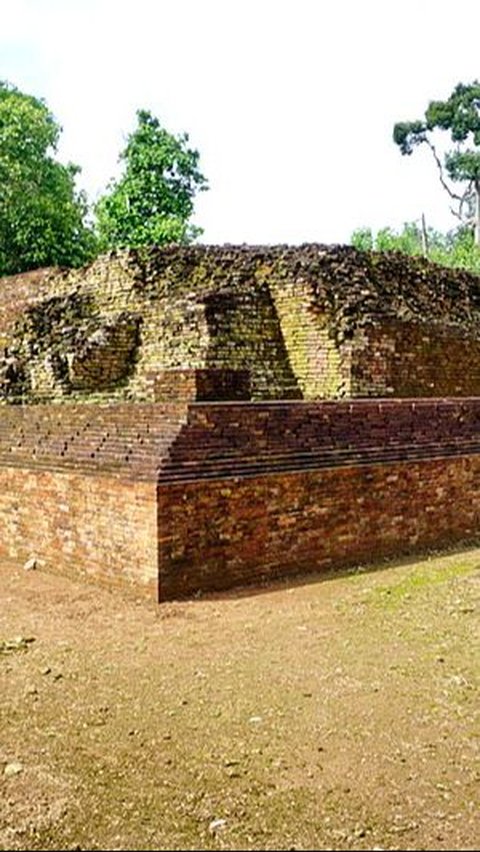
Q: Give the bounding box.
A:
[0,468,158,597]
[2,398,480,601]
[158,454,480,599]
[351,322,480,397]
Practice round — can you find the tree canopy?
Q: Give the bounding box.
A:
[95,110,208,251]
[0,80,95,276]
[393,81,480,244]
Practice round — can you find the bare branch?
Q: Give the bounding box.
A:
[425,139,464,202]
[449,205,463,221]
[425,141,475,227]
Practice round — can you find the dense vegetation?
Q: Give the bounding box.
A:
[0,81,96,275]
[0,81,207,274]
[351,221,480,274]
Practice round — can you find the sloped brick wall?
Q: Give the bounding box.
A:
[159,397,480,481]
[0,402,188,479]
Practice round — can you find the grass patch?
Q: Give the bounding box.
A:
[366,560,478,610]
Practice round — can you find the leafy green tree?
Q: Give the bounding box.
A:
[393,82,480,244]
[95,110,208,250]
[0,80,96,276]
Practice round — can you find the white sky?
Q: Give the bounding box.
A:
[1,0,480,245]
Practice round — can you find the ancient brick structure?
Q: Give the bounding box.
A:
[2,244,480,599]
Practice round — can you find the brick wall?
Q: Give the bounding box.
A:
[0,467,158,597]
[155,396,480,598]
[0,402,188,479]
[0,401,178,599]
[0,268,57,352]
[159,397,480,481]
[158,455,480,600]
[0,397,479,599]
[150,368,251,402]
[3,245,480,403]
[351,322,480,397]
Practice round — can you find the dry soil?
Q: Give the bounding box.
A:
[1,548,479,850]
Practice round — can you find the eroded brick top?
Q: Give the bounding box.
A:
[2,245,480,404]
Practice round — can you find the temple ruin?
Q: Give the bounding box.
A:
[1,244,480,599]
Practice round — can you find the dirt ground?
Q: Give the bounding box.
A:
[1,548,479,851]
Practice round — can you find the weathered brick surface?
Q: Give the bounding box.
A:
[0,467,158,597]
[0,402,188,480]
[150,368,251,402]
[0,397,479,599]
[158,455,480,599]
[0,267,58,352]
[351,322,480,397]
[2,244,480,599]
[0,397,477,482]
[154,397,480,598]
[160,398,480,481]
[3,245,480,402]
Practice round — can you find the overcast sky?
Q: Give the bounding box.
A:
[2,0,480,245]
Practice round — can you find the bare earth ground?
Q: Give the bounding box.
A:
[0,549,479,851]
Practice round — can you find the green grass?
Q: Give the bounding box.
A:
[366,559,478,610]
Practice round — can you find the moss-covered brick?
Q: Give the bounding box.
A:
[2,243,480,403]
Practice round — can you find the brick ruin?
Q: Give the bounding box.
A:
[2,243,480,599]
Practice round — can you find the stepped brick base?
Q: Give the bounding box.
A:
[1,397,480,600]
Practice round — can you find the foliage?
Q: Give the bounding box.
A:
[351,221,480,275]
[0,80,96,276]
[351,222,424,255]
[393,81,480,243]
[95,110,208,251]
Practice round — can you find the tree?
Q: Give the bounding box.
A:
[0,81,96,276]
[393,82,480,245]
[95,110,208,250]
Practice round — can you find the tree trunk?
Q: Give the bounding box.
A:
[475,181,480,247]
[421,212,429,257]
